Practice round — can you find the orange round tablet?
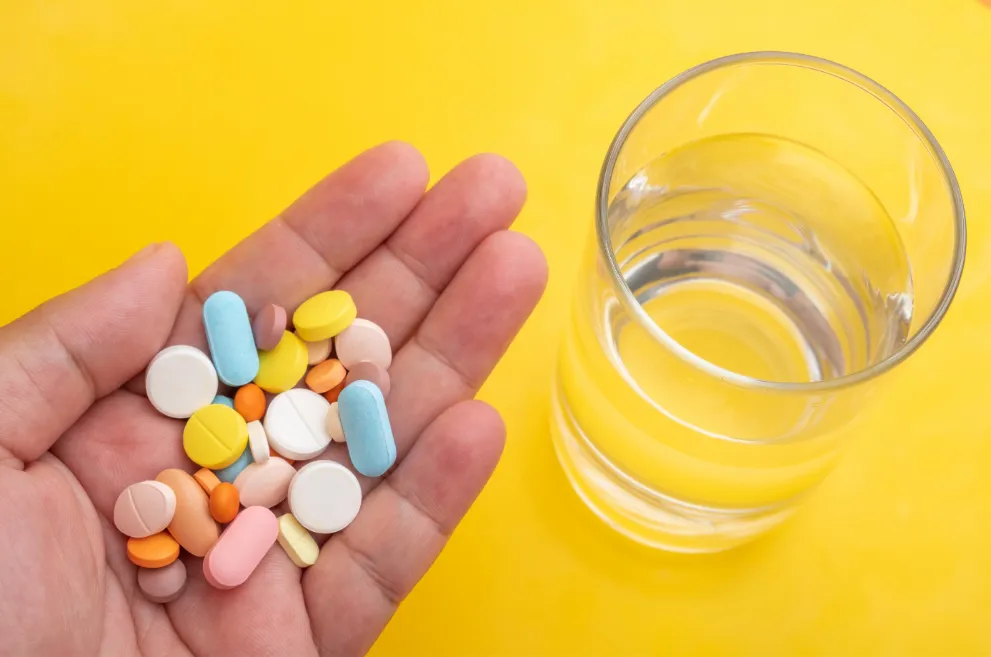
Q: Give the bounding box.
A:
[193,468,221,495]
[234,383,266,423]
[322,380,346,404]
[209,482,240,524]
[306,359,347,394]
[127,532,180,569]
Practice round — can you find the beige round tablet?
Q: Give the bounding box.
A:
[326,402,345,443]
[333,319,392,370]
[137,561,187,603]
[233,457,297,508]
[295,331,332,366]
[114,481,177,539]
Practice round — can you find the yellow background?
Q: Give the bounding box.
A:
[3,1,991,654]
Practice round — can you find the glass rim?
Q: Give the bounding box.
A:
[596,51,967,393]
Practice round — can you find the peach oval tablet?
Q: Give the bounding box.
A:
[138,561,187,603]
[344,361,391,399]
[114,481,177,539]
[156,469,221,557]
[234,457,296,508]
[234,383,267,423]
[253,304,287,351]
[209,482,240,524]
[203,506,279,589]
[193,468,221,495]
[127,532,180,569]
[334,318,392,370]
[305,359,347,394]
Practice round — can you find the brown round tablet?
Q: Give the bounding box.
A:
[344,361,391,399]
[155,469,221,557]
[138,561,187,603]
[114,481,177,539]
[253,304,287,352]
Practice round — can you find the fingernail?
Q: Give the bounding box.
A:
[126,243,162,264]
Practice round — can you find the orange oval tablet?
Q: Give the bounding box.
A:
[127,531,180,569]
[234,383,267,423]
[193,468,221,495]
[322,380,346,404]
[305,359,347,394]
[138,561,187,603]
[156,469,221,557]
[209,482,240,524]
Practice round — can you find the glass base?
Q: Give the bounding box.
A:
[550,377,796,553]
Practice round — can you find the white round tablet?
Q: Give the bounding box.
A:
[247,420,271,464]
[264,389,332,460]
[289,461,362,534]
[145,345,219,419]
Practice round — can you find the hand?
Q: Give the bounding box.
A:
[0,142,547,657]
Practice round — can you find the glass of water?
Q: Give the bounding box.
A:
[551,52,966,553]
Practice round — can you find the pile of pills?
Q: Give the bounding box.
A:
[114,289,395,601]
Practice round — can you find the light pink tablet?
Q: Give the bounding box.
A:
[203,506,278,589]
[344,361,391,399]
[334,318,392,370]
[137,561,187,603]
[114,481,177,539]
[253,304,287,352]
[233,457,296,508]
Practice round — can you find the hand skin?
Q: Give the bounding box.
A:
[0,142,547,657]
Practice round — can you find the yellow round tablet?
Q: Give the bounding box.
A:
[183,405,249,469]
[254,331,308,393]
[293,291,357,342]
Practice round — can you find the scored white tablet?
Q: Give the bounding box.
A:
[263,389,332,460]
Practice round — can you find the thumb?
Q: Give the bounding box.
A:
[0,243,187,466]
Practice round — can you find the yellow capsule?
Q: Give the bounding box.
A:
[254,331,308,393]
[276,513,319,568]
[183,405,249,469]
[292,291,357,342]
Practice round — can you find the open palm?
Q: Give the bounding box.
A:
[0,142,547,657]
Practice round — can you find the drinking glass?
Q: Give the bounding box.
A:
[551,52,966,553]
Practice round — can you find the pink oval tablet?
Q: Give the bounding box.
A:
[137,561,187,603]
[233,457,296,508]
[253,304,287,352]
[334,318,392,370]
[203,506,278,589]
[114,481,177,539]
[344,361,391,399]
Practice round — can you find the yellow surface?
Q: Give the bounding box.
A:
[2,0,991,654]
[183,405,249,470]
[255,331,309,393]
[293,290,358,342]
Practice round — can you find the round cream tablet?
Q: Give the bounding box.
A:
[114,481,177,539]
[264,389,333,460]
[333,318,392,370]
[326,402,345,443]
[146,346,219,419]
[247,420,271,464]
[288,461,362,534]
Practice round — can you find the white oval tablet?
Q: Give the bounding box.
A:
[288,461,361,534]
[333,318,392,370]
[146,346,219,419]
[247,421,271,464]
[326,403,345,443]
[264,389,332,460]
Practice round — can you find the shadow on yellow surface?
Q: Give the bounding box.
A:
[3,0,991,654]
